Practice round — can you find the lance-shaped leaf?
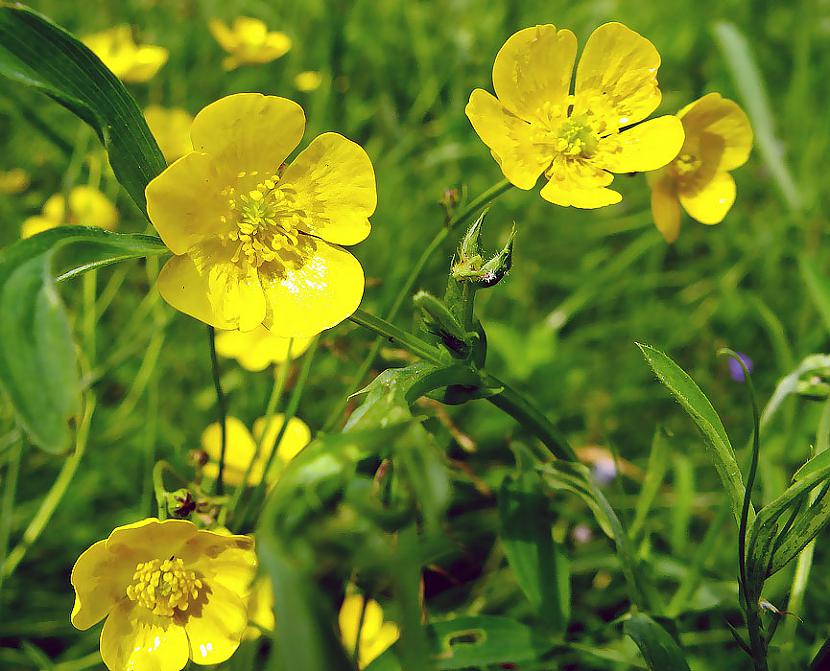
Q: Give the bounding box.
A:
[0,5,166,214]
[624,614,691,671]
[637,343,749,527]
[0,227,168,452]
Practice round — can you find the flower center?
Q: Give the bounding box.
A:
[673,152,702,177]
[126,558,203,617]
[220,172,305,270]
[554,115,600,158]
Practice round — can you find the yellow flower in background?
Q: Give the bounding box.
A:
[70,518,256,671]
[83,25,168,83]
[21,186,118,238]
[647,93,753,242]
[215,325,312,371]
[200,414,311,486]
[294,70,322,92]
[466,22,684,208]
[244,576,275,640]
[0,168,30,194]
[145,106,194,163]
[339,593,399,668]
[146,93,375,337]
[209,17,291,71]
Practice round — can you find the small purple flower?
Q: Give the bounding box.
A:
[592,456,617,486]
[728,352,753,383]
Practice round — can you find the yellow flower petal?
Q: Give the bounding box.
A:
[201,416,257,482]
[21,216,57,239]
[70,540,134,630]
[679,92,752,171]
[244,576,274,640]
[100,599,189,671]
[540,157,621,208]
[42,193,66,223]
[122,45,168,83]
[190,94,305,178]
[156,239,266,331]
[294,71,322,92]
[279,132,376,245]
[184,582,247,666]
[252,414,311,465]
[260,237,364,337]
[679,171,736,225]
[339,594,399,668]
[215,326,312,371]
[146,152,231,255]
[647,171,682,243]
[465,89,550,189]
[106,519,198,562]
[574,22,661,127]
[599,115,684,173]
[491,25,576,122]
[176,529,256,596]
[145,106,194,163]
[208,19,237,52]
[69,186,118,230]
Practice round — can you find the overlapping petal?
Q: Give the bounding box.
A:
[599,116,684,174]
[70,541,134,630]
[184,583,248,666]
[252,414,311,464]
[215,326,312,371]
[679,171,736,224]
[647,171,681,242]
[260,237,364,337]
[465,89,550,189]
[491,25,576,123]
[190,94,305,178]
[177,530,256,596]
[279,132,376,245]
[540,157,621,208]
[106,519,197,562]
[201,416,257,481]
[679,92,752,171]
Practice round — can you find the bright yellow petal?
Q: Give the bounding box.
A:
[176,529,256,596]
[146,152,231,255]
[647,171,682,243]
[156,240,266,331]
[208,19,237,52]
[122,45,168,83]
[190,94,305,178]
[70,540,134,630]
[252,414,311,466]
[69,186,118,230]
[679,93,752,171]
[465,89,550,190]
[361,621,399,668]
[216,327,312,371]
[42,193,66,223]
[278,132,376,245]
[184,582,247,666]
[339,594,364,655]
[21,216,58,239]
[100,599,189,671]
[234,17,268,44]
[491,25,576,122]
[259,237,364,337]
[106,519,198,563]
[339,595,399,668]
[599,116,684,173]
[540,157,621,208]
[679,171,736,225]
[574,22,661,127]
[262,32,292,59]
[201,416,257,479]
[244,576,274,640]
[145,106,194,163]
[294,71,322,92]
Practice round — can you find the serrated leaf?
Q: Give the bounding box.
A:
[0,227,168,452]
[499,470,569,633]
[0,5,166,214]
[637,343,748,527]
[624,614,691,671]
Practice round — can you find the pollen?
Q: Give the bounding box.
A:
[126,557,203,617]
[554,115,601,158]
[673,152,702,177]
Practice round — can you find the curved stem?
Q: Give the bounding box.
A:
[347,309,447,366]
[208,326,228,495]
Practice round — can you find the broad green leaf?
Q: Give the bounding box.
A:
[0,227,167,452]
[499,470,569,633]
[624,614,691,671]
[0,5,166,214]
[637,343,748,527]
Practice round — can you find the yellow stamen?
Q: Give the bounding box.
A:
[126,557,203,617]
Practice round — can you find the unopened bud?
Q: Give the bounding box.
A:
[414,290,470,358]
[167,488,197,518]
[452,223,515,288]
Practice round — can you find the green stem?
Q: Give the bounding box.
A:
[0,438,23,601]
[2,396,95,578]
[347,309,447,365]
[208,326,228,496]
[82,270,96,364]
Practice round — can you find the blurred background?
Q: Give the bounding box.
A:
[1,0,829,669]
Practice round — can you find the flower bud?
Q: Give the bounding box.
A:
[452,219,515,289]
[414,290,470,358]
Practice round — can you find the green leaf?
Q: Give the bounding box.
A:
[630,428,671,540]
[798,256,830,335]
[0,4,166,214]
[624,614,691,671]
[637,343,748,527]
[499,470,569,633]
[0,227,168,452]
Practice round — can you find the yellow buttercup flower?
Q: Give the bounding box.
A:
[146,93,375,337]
[647,93,753,242]
[215,326,312,371]
[200,414,311,486]
[466,22,684,208]
[70,518,256,671]
[145,106,194,163]
[244,576,275,640]
[83,25,168,83]
[294,70,322,92]
[21,186,118,238]
[0,168,30,194]
[339,593,400,668]
[209,17,291,71]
